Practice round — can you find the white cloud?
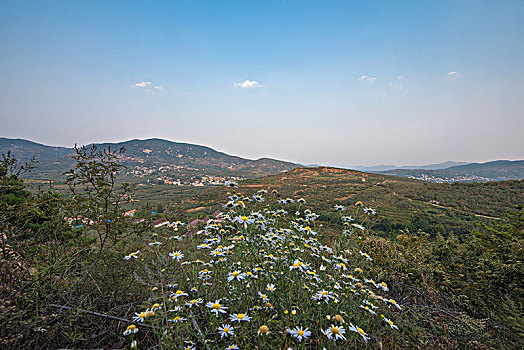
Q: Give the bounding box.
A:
[359,75,376,83]
[154,86,164,92]
[234,80,263,88]
[447,71,460,77]
[388,81,404,90]
[381,94,388,98]
[132,81,153,88]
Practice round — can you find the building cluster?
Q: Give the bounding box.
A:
[408,174,492,183]
[127,165,245,186]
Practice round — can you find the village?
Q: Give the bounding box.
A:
[407,173,492,183]
[126,164,245,186]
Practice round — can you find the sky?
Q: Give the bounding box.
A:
[1,0,523,167]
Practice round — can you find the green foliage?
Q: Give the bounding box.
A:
[1,152,522,349]
[360,205,524,347]
[64,145,139,250]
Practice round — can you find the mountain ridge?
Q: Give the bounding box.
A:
[0,137,300,179]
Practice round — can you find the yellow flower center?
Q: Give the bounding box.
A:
[331,327,340,334]
[139,312,146,318]
[298,330,305,336]
[321,291,328,296]
[212,303,221,309]
[232,271,240,277]
[146,311,155,317]
[127,325,136,331]
[176,290,183,295]
[241,216,249,221]
[237,313,244,319]
[223,327,229,332]
[358,328,365,334]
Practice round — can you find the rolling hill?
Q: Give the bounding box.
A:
[172,166,524,237]
[381,160,524,182]
[0,137,301,180]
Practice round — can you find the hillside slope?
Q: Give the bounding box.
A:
[0,137,300,179]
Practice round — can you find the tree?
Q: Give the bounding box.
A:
[64,145,138,252]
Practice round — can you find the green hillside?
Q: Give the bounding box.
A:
[172,167,524,237]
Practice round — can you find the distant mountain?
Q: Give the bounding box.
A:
[381,160,524,182]
[0,138,72,162]
[0,137,301,179]
[353,161,470,172]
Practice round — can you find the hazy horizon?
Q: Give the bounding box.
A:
[1,1,523,168]
[2,135,523,169]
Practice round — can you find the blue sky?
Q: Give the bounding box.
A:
[1,0,523,167]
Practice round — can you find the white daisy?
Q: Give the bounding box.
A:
[227,270,247,282]
[169,251,184,261]
[218,324,235,338]
[347,323,370,342]
[206,300,228,316]
[229,313,252,322]
[287,327,311,342]
[321,325,347,341]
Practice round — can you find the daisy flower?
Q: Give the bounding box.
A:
[359,305,377,315]
[169,316,187,323]
[132,311,147,323]
[171,290,188,299]
[385,298,402,310]
[206,300,228,316]
[224,181,238,188]
[234,215,254,228]
[321,325,347,341]
[287,327,311,342]
[218,324,235,338]
[364,207,377,215]
[227,270,247,282]
[266,283,276,292]
[124,250,140,260]
[347,323,370,342]
[359,250,372,261]
[225,345,239,350]
[169,251,184,261]
[382,315,399,330]
[185,298,203,308]
[123,324,138,336]
[258,291,269,302]
[313,290,335,302]
[229,313,252,322]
